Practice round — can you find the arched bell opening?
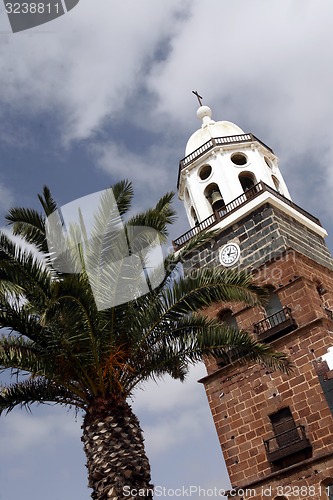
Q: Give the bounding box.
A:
[190,206,199,226]
[204,183,225,212]
[239,171,257,194]
[272,175,281,193]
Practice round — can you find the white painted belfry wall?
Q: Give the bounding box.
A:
[178,106,291,227]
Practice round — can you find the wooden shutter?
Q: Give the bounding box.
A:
[270,408,299,447]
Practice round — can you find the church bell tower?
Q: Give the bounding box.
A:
[174,103,333,499]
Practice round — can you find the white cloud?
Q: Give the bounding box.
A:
[133,363,207,413]
[143,405,208,456]
[2,0,333,219]
[0,410,81,455]
[132,364,213,458]
[93,140,169,191]
[145,0,333,214]
[0,182,14,212]
[0,0,190,142]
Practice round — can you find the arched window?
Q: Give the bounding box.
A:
[217,308,238,330]
[190,206,198,226]
[239,171,256,192]
[321,479,333,499]
[272,175,282,193]
[204,183,225,211]
[216,309,238,368]
[265,286,283,317]
[254,286,297,340]
[328,484,333,500]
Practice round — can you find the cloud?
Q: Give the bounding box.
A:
[0,0,190,142]
[143,405,209,456]
[93,140,169,191]
[132,364,212,458]
[133,363,207,413]
[0,410,81,455]
[144,0,333,215]
[0,182,14,212]
[3,0,333,222]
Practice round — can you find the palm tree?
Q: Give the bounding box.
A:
[0,181,291,500]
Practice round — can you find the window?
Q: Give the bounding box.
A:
[321,480,333,500]
[190,206,198,226]
[231,152,247,165]
[198,164,212,180]
[269,408,299,447]
[216,309,239,367]
[254,288,297,341]
[239,171,256,195]
[328,484,333,500]
[264,407,312,468]
[272,175,281,193]
[264,156,273,169]
[265,287,283,317]
[204,183,225,211]
[218,309,238,330]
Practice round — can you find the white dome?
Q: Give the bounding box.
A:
[185,106,245,156]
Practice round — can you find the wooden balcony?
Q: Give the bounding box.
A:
[172,182,322,251]
[253,307,297,342]
[264,425,311,464]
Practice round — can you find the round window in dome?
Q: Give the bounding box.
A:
[231,153,247,166]
[264,156,273,169]
[198,164,212,180]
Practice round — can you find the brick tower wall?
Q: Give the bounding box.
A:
[199,250,333,499]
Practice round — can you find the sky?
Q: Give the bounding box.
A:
[1,1,333,499]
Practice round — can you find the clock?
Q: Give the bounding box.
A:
[219,243,241,267]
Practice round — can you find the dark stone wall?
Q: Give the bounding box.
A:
[184,203,333,273]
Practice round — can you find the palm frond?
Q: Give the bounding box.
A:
[128,314,292,393]
[126,192,176,243]
[0,232,52,306]
[176,228,222,257]
[0,335,46,375]
[0,180,291,411]
[110,179,133,216]
[0,377,85,415]
[5,207,48,252]
[37,185,58,216]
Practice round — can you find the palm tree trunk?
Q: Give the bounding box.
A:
[82,398,153,500]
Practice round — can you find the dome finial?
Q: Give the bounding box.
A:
[192,91,214,127]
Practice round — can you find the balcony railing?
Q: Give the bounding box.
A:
[177,133,274,187]
[172,181,321,251]
[253,307,297,341]
[264,425,311,464]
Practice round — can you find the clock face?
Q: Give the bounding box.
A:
[219,243,241,267]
